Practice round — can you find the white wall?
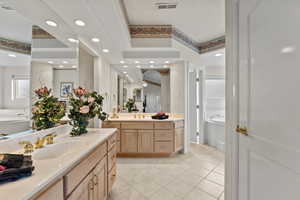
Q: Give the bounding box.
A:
[1,66,30,109]
[79,47,94,91]
[0,68,4,108]
[170,62,186,113]
[53,69,79,99]
[94,55,118,113]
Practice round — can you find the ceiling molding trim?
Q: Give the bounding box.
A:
[0,37,31,55]
[198,35,225,54]
[119,0,130,26]
[32,26,56,39]
[172,28,200,53]
[129,25,172,38]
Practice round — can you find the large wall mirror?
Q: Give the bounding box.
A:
[115,65,170,113]
[0,8,79,138]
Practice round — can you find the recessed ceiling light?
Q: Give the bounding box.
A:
[8,54,16,58]
[91,38,100,43]
[68,38,78,43]
[150,65,154,68]
[163,65,168,68]
[215,53,223,57]
[62,61,68,64]
[72,65,77,68]
[120,61,125,64]
[143,83,148,87]
[48,61,53,64]
[135,61,140,64]
[123,71,127,74]
[136,65,141,69]
[149,61,155,64]
[123,65,128,68]
[102,49,109,53]
[165,61,170,64]
[45,20,57,27]
[59,65,64,68]
[74,19,85,27]
[281,46,296,54]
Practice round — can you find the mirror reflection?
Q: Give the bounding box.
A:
[116,66,170,113]
[0,9,79,138]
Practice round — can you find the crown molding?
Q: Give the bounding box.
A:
[0,37,31,55]
[198,35,225,53]
[32,26,56,39]
[129,25,172,38]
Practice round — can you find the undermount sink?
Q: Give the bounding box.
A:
[33,140,79,160]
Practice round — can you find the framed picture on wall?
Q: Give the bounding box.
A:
[60,82,73,98]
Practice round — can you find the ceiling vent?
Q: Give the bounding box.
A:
[155,3,178,10]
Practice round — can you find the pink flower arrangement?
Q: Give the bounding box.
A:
[88,97,95,103]
[32,106,39,113]
[34,87,51,98]
[79,106,90,114]
[73,87,87,97]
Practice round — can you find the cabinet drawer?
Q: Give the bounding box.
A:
[122,122,154,129]
[65,142,107,196]
[154,130,173,141]
[108,145,117,172]
[108,132,117,151]
[108,164,117,194]
[154,122,174,130]
[154,141,174,153]
[102,121,121,129]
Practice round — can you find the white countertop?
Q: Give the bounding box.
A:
[0,128,116,200]
[106,118,184,122]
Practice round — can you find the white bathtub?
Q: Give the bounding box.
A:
[204,116,225,152]
[0,110,30,135]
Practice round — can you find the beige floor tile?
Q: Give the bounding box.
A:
[110,144,224,200]
[219,192,225,200]
[164,179,195,198]
[183,188,217,200]
[148,187,181,200]
[197,179,224,198]
[206,172,224,186]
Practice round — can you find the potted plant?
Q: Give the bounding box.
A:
[125,98,135,113]
[68,87,107,136]
[32,87,65,130]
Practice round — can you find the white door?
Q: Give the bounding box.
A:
[238,0,300,199]
[188,70,197,143]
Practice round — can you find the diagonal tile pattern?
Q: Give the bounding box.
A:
[109,144,224,200]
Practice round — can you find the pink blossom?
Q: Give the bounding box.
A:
[80,106,90,114]
[74,87,87,97]
[88,97,95,103]
[32,106,38,113]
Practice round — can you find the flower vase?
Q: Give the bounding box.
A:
[70,119,89,136]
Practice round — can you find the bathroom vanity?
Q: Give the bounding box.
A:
[0,127,117,200]
[102,118,184,157]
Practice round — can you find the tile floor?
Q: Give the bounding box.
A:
[109,144,225,200]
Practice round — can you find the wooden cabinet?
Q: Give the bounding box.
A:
[138,130,154,153]
[93,158,107,200]
[103,120,184,157]
[121,130,138,152]
[35,179,64,200]
[67,173,94,200]
[108,165,117,194]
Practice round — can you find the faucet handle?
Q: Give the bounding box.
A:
[44,133,57,145]
[19,141,34,154]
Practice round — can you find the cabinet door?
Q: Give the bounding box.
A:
[93,158,107,200]
[67,173,94,200]
[138,130,154,153]
[35,179,64,200]
[121,130,138,152]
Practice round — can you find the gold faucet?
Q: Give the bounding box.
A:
[35,137,46,149]
[44,133,57,145]
[19,141,34,154]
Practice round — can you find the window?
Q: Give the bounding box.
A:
[11,75,30,100]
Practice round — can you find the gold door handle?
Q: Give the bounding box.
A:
[236,125,248,136]
[93,175,98,186]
